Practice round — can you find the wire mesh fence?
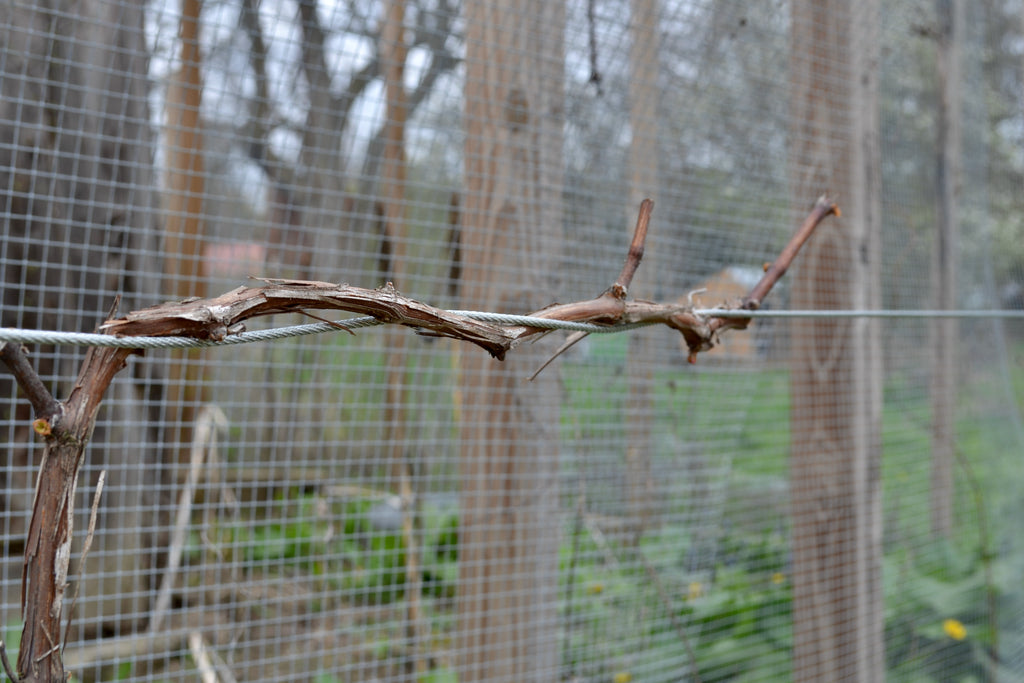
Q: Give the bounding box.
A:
[1,0,1023,681]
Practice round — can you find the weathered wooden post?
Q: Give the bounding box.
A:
[458,1,565,680]
[788,2,884,680]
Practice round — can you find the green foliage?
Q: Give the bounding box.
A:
[312,674,345,683]
[883,541,998,682]
[333,499,408,601]
[3,619,19,664]
[557,518,792,683]
[682,557,792,682]
[559,521,1004,683]
[418,667,459,683]
[557,346,1024,682]
[221,491,460,605]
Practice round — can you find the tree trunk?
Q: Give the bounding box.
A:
[457,2,565,680]
[930,0,963,538]
[788,2,884,681]
[296,0,371,281]
[624,0,661,545]
[378,3,430,677]
[162,0,210,472]
[380,0,410,472]
[0,0,162,636]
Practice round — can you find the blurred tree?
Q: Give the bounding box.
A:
[981,0,1024,298]
[457,1,565,680]
[624,0,660,546]
[930,0,964,538]
[162,0,211,473]
[377,1,432,677]
[228,0,461,283]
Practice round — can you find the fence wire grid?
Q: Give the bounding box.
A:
[2,0,1024,681]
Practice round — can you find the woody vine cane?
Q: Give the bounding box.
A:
[0,196,837,683]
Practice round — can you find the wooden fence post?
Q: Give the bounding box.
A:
[788,2,884,680]
[458,1,565,680]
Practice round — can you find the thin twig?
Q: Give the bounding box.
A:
[34,635,58,665]
[0,342,60,421]
[62,624,195,670]
[0,640,19,682]
[150,406,227,635]
[740,195,838,312]
[587,0,603,94]
[62,470,106,651]
[529,330,589,381]
[188,632,219,683]
[703,195,838,359]
[532,199,653,378]
[203,638,239,683]
[298,309,356,335]
[610,198,654,299]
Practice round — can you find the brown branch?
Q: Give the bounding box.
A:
[0,343,60,422]
[522,196,836,363]
[744,194,838,312]
[528,330,589,381]
[102,198,836,369]
[1,640,19,682]
[0,197,832,682]
[62,470,106,652]
[706,194,839,344]
[102,279,519,360]
[609,197,653,299]
[530,198,653,378]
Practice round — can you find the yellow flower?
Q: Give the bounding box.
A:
[771,572,785,585]
[943,618,967,641]
[613,672,633,683]
[587,582,604,595]
[687,581,703,600]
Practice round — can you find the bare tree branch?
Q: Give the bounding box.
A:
[103,279,519,359]
[708,195,839,343]
[297,0,380,135]
[0,343,60,422]
[610,198,653,299]
[529,198,653,379]
[103,198,837,366]
[741,194,838,312]
[0,639,19,682]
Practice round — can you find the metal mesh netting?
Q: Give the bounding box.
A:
[1,0,1023,681]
